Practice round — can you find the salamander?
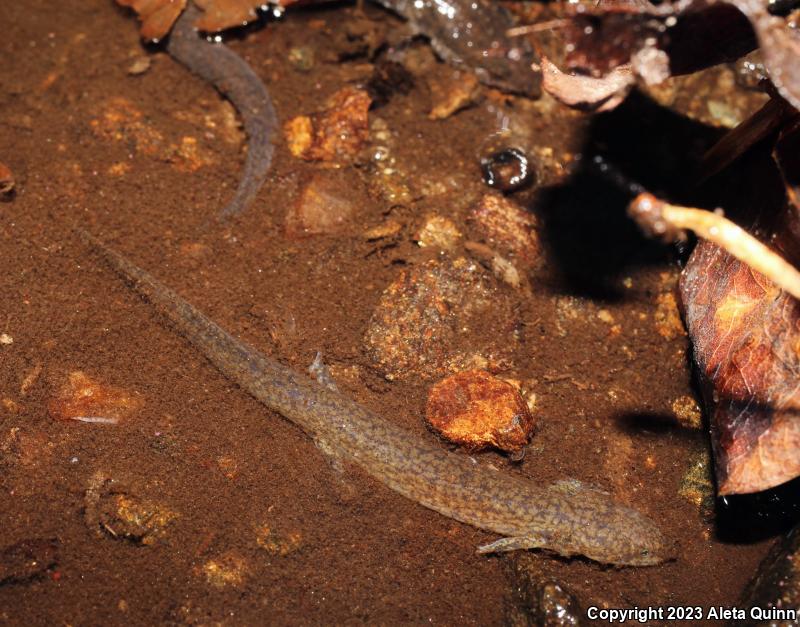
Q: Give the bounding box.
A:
[82,231,670,566]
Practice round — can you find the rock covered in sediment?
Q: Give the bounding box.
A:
[468,193,540,268]
[735,523,800,626]
[426,370,535,454]
[285,169,367,237]
[364,257,519,380]
[506,553,584,627]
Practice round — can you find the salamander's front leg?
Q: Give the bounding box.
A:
[477,534,551,554]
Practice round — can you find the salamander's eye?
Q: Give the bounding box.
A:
[640,549,650,557]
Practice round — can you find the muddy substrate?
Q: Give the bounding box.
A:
[0,1,793,624]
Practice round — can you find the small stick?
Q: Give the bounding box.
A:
[506,20,569,37]
[629,192,800,300]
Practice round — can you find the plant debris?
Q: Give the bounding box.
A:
[48,371,142,425]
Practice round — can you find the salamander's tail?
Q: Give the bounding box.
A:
[166,5,277,218]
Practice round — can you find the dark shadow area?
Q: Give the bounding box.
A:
[715,476,800,543]
[531,90,725,299]
[614,411,707,443]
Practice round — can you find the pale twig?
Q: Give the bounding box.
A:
[506,20,569,37]
[629,192,800,300]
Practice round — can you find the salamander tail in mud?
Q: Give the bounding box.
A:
[166,5,277,218]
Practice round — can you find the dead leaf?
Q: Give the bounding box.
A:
[680,240,800,494]
[116,0,187,41]
[541,57,634,112]
[193,0,262,32]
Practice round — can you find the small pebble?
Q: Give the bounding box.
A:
[285,170,365,237]
[428,71,480,120]
[364,219,402,241]
[415,215,462,250]
[507,553,583,626]
[0,333,13,345]
[426,369,535,455]
[672,395,703,429]
[468,193,540,267]
[127,55,151,75]
[0,162,14,200]
[654,292,686,339]
[288,46,315,72]
[480,148,534,192]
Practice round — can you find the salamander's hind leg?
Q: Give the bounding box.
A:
[314,436,359,502]
[477,534,552,554]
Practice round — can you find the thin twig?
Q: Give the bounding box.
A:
[506,20,569,37]
[629,192,800,300]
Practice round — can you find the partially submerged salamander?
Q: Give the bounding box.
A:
[82,232,670,566]
[166,5,277,218]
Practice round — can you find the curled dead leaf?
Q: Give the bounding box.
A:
[116,0,187,41]
[680,241,800,494]
[541,58,634,113]
[193,0,261,32]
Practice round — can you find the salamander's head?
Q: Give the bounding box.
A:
[582,505,673,567]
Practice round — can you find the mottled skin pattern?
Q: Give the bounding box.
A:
[83,233,670,566]
[166,5,277,217]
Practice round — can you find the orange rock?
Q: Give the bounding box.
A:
[284,87,371,162]
[0,161,15,198]
[468,193,540,268]
[428,71,480,120]
[426,370,535,454]
[48,371,142,424]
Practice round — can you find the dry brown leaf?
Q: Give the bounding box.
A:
[541,58,634,113]
[116,0,187,41]
[118,0,309,39]
[680,241,800,494]
[193,0,261,32]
